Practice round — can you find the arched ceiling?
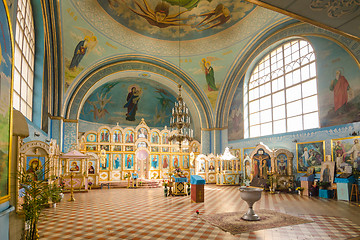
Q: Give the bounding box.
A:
[61,0,294,129]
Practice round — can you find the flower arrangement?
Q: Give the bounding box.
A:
[173,168,185,177]
[88,181,93,186]
[162,181,168,188]
[296,187,304,191]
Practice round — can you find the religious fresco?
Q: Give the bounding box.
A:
[97,0,256,41]
[0,1,13,204]
[309,36,360,128]
[296,141,325,173]
[228,36,360,141]
[331,136,360,173]
[228,77,244,141]
[79,79,178,127]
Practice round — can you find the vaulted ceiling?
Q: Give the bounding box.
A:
[246,0,360,40]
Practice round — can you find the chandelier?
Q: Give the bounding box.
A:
[169,84,193,151]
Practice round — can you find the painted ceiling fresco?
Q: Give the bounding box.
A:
[97,0,256,40]
[62,0,290,117]
[79,78,181,127]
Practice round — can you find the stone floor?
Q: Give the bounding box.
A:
[38,185,360,239]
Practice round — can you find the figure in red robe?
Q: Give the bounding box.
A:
[330,70,350,112]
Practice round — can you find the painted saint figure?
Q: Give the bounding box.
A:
[126,155,133,169]
[69,35,97,70]
[151,156,158,169]
[163,156,168,168]
[322,165,331,183]
[330,70,352,112]
[88,162,95,174]
[202,59,218,91]
[124,87,141,121]
[70,162,79,172]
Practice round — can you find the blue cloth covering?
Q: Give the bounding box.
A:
[335,175,355,183]
[172,176,188,183]
[190,175,205,185]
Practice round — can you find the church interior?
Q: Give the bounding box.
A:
[0,0,360,239]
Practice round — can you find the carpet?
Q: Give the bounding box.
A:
[200,209,312,235]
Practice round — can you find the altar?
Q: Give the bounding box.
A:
[171,176,188,196]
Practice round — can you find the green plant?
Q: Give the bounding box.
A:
[18,159,58,240]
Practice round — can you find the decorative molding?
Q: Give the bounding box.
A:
[245,0,360,41]
[310,0,360,18]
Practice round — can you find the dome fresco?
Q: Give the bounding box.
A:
[97,0,256,41]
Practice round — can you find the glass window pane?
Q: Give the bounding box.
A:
[259,82,271,97]
[303,96,318,114]
[272,76,284,92]
[302,79,317,98]
[250,112,260,125]
[272,90,285,107]
[249,87,259,101]
[301,65,310,80]
[14,45,22,68]
[287,100,302,117]
[21,80,27,100]
[13,93,20,110]
[21,99,27,113]
[260,95,271,111]
[309,62,316,78]
[273,105,285,120]
[286,85,302,103]
[261,122,272,136]
[260,109,272,123]
[303,112,319,130]
[249,100,259,114]
[250,125,260,138]
[287,116,303,132]
[273,119,286,134]
[14,70,21,93]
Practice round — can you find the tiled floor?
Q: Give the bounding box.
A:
[38,185,360,239]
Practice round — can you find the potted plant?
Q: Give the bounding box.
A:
[88,181,93,190]
[18,160,54,240]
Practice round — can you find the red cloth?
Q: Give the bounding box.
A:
[333,75,349,111]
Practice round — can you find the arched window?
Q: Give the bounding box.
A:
[13,0,35,120]
[244,39,319,138]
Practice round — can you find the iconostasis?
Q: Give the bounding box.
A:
[79,119,201,182]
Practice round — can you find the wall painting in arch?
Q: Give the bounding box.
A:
[228,77,244,141]
[79,79,180,128]
[309,36,360,128]
[0,0,13,204]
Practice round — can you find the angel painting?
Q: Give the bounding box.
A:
[69,27,98,70]
[201,58,218,91]
[125,0,188,28]
[87,93,112,120]
[195,4,230,31]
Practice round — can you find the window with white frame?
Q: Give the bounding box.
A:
[13,0,35,120]
[244,39,319,138]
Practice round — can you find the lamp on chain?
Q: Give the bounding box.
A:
[169,84,193,152]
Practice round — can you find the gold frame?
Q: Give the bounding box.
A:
[330,136,360,173]
[0,0,14,204]
[296,140,326,173]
